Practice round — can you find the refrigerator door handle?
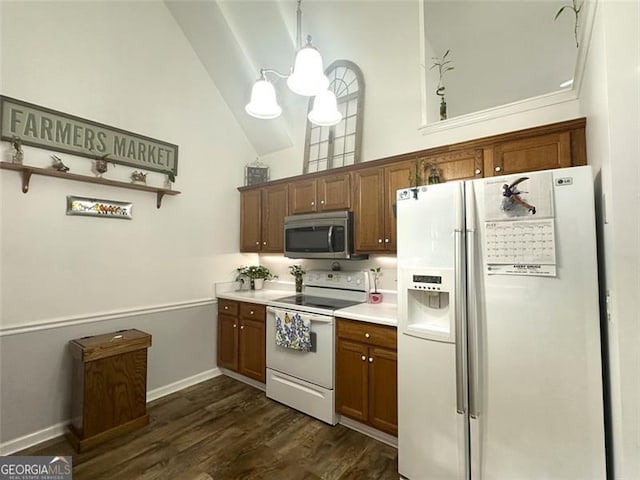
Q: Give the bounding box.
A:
[466,182,480,420]
[454,230,466,415]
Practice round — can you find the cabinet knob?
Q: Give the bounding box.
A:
[361,355,366,361]
[320,200,325,204]
[368,357,373,363]
[250,310,254,315]
[495,166,502,173]
[365,333,370,338]
[378,239,383,243]
[224,306,228,310]
[233,324,237,328]
[240,325,244,329]
[255,241,260,245]
[311,201,315,206]
[384,238,389,243]
[475,168,482,175]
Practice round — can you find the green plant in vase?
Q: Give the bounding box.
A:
[289,265,306,293]
[236,265,277,290]
[369,267,383,304]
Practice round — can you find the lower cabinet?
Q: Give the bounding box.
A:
[336,318,398,436]
[217,299,266,383]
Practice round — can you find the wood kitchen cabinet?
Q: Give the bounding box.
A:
[288,173,350,215]
[352,160,414,253]
[422,148,484,182]
[240,184,287,253]
[489,131,573,176]
[336,318,398,436]
[217,299,266,383]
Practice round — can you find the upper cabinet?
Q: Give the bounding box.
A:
[289,173,350,215]
[353,160,415,253]
[423,149,484,182]
[240,184,288,253]
[238,118,587,255]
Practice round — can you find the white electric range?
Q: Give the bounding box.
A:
[266,270,369,425]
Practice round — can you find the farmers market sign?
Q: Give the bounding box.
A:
[0,95,178,176]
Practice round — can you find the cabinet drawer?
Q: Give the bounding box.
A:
[218,299,239,316]
[336,318,397,350]
[240,302,266,322]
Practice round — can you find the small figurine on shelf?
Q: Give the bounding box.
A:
[130,171,147,184]
[10,136,23,165]
[164,170,175,190]
[93,154,111,178]
[427,163,441,185]
[51,154,70,172]
[289,265,306,293]
[369,267,383,304]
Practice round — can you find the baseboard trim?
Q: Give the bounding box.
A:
[147,368,222,402]
[218,368,266,392]
[0,368,222,456]
[0,298,216,337]
[338,416,398,448]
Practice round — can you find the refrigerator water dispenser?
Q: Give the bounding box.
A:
[401,269,456,343]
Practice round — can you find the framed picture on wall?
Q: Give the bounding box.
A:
[245,162,270,186]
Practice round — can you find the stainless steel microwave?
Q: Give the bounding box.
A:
[284,211,363,259]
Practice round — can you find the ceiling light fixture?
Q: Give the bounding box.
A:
[245,0,342,127]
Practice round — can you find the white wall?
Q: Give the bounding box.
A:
[0,0,257,449]
[580,1,640,478]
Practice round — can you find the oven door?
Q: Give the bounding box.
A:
[266,307,334,389]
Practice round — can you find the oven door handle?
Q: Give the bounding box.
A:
[267,306,334,324]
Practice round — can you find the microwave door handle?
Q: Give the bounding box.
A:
[327,225,334,252]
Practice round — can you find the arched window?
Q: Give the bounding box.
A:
[303,60,364,173]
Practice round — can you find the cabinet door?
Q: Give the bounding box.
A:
[384,160,414,252]
[318,174,350,211]
[217,314,239,371]
[368,347,398,436]
[352,168,386,252]
[426,149,484,182]
[240,189,262,252]
[288,179,317,214]
[336,339,369,423]
[238,318,266,383]
[491,132,571,176]
[261,184,288,253]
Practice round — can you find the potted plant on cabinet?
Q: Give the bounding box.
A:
[289,265,306,293]
[369,267,383,303]
[236,265,277,290]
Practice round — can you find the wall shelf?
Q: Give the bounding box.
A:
[0,162,180,208]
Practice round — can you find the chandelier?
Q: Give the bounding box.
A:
[245,0,342,127]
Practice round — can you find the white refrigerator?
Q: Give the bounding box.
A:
[396,166,606,479]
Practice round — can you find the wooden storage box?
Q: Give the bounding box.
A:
[66,329,152,451]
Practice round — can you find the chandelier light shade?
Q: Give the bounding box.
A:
[246,0,335,126]
[245,74,282,119]
[286,36,329,96]
[308,90,342,126]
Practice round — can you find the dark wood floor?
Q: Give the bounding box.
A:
[18,375,398,479]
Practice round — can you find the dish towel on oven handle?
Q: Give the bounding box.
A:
[274,309,312,352]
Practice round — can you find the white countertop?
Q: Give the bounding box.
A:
[214,283,397,327]
[335,302,398,327]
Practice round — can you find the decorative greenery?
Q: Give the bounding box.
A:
[370,267,381,293]
[11,136,22,152]
[555,0,582,48]
[165,170,176,183]
[430,49,454,97]
[236,265,277,281]
[409,158,425,188]
[288,265,305,278]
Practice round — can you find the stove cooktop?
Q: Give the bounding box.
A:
[273,294,363,311]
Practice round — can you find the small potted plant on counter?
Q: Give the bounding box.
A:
[236,265,277,290]
[369,267,383,304]
[289,265,306,293]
